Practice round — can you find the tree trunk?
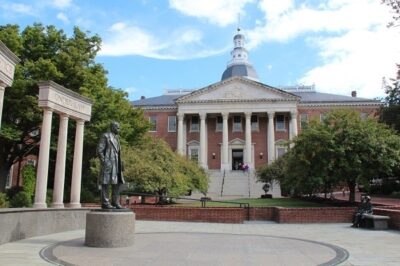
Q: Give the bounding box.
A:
[347,180,356,202]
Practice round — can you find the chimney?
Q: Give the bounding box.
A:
[140,96,146,100]
[351,91,357,97]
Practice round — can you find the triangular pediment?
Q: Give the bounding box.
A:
[229,138,245,145]
[176,76,299,103]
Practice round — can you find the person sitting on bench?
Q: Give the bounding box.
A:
[352,195,373,228]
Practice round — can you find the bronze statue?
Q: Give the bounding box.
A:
[97,121,125,209]
[352,195,373,227]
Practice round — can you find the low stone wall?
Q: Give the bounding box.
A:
[131,206,246,223]
[275,207,355,223]
[374,208,400,230]
[0,208,91,245]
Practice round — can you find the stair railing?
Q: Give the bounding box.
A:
[220,169,226,197]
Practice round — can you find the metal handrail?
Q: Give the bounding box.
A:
[220,169,226,197]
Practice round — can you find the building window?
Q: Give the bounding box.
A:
[300,114,308,129]
[168,116,176,132]
[233,116,242,132]
[5,166,13,188]
[27,159,36,166]
[216,116,223,132]
[251,115,259,131]
[189,147,199,162]
[276,115,285,131]
[149,116,157,132]
[276,147,287,158]
[190,115,199,132]
[320,113,327,123]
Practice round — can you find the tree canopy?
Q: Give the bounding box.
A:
[257,110,400,202]
[0,23,149,195]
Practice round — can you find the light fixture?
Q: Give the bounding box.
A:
[259,152,263,159]
[212,152,216,159]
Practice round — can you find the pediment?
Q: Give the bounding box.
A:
[176,76,299,103]
[229,138,245,145]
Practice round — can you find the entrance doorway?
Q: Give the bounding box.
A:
[232,149,243,170]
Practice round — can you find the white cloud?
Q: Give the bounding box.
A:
[99,22,227,59]
[52,0,72,9]
[169,0,253,27]
[56,12,70,24]
[246,0,399,98]
[8,3,34,15]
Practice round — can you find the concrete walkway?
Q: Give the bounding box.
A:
[0,220,399,265]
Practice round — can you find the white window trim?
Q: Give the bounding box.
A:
[149,116,157,132]
[188,146,199,162]
[232,116,243,132]
[216,116,222,132]
[276,115,286,132]
[275,140,287,158]
[300,114,308,129]
[251,115,259,132]
[190,116,199,132]
[168,116,176,132]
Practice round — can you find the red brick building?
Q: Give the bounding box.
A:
[132,30,381,172]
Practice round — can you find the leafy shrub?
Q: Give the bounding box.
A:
[9,191,32,208]
[21,165,36,198]
[0,193,8,208]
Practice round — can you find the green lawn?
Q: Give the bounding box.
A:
[175,198,330,208]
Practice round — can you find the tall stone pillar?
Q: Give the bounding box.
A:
[51,114,69,208]
[245,112,252,167]
[177,113,184,155]
[267,111,275,164]
[221,112,229,171]
[199,112,207,169]
[69,120,85,208]
[33,108,53,208]
[290,110,298,140]
[0,84,5,129]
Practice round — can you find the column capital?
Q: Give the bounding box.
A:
[290,110,298,117]
[267,111,275,119]
[75,119,85,125]
[199,112,207,120]
[59,113,69,119]
[177,113,184,120]
[244,112,252,119]
[221,112,229,119]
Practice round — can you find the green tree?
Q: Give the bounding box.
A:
[0,23,149,195]
[121,137,208,198]
[259,110,400,202]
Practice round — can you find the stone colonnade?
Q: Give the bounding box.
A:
[33,81,92,208]
[176,110,298,171]
[0,41,20,129]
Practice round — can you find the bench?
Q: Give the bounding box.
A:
[363,214,390,230]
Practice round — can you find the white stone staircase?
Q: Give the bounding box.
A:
[191,170,281,200]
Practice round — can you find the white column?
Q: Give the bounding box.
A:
[267,111,275,164]
[0,85,5,129]
[290,110,298,140]
[245,112,252,168]
[221,112,229,171]
[51,114,69,208]
[33,108,53,208]
[177,113,184,155]
[199,112,207,169]
[69,119,85,208]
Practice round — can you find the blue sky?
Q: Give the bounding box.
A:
[1,0,399,100]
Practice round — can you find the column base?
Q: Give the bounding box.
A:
[201,164,208,170]
[67,203,82,208]
[220,163,230,172]
[33,203,47,208]
[50,203,65,208]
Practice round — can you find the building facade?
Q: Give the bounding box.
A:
[132,29,381,172]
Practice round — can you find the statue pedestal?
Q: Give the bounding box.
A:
[85,209,135,248]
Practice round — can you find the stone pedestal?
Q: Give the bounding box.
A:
[85,210,135,248]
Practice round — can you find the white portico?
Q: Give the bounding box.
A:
[176,76,299,171]
[34,81,92,208]
[0,41,20,129]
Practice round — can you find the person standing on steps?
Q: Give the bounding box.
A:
[97,121,125,209]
